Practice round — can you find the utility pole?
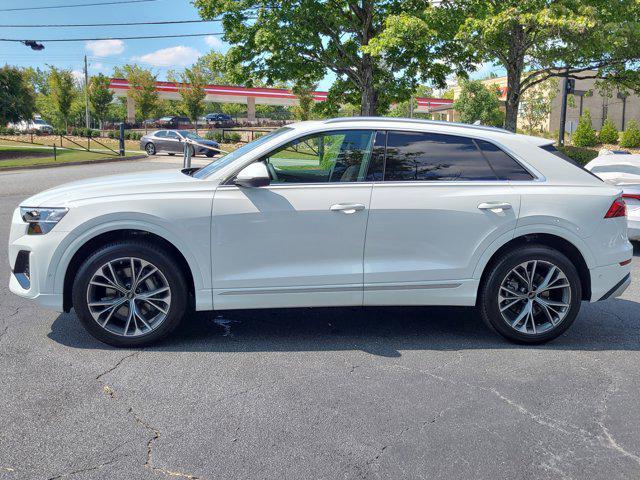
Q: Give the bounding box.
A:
[558,68,574,146]
[84,55,90,130]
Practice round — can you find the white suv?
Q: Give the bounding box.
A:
[8,118,632,346]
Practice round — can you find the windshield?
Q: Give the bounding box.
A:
[193,127,293,179]
[178,131,201,140]
[33,119,46,124]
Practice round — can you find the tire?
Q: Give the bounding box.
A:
[145,142,156,156]
[167,153,175,156]
[206,152,215,158]
[478,245,582,344]
[72,240,188,347]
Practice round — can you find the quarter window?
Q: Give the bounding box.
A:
[384,131,497,181]
[262,130,376,183]
[476,140,533,180]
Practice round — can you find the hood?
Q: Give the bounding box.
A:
[21,169,216,207]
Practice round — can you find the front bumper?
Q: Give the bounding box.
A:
[8,208,66,312]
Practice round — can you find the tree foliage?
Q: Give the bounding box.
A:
[370,0,640,132]
[48,67,77,131]
[179,67,207,131]
[194,0,453,116]
[88,74,114,126]
[116,65,158,124]
[452,79,503,126]
[519,79,557,134]
[572,110,598,147]
[0,66,36,126]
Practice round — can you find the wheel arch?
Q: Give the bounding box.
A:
[477,233,592,302]
[60,228,198,312]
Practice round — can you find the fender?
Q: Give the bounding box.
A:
[45,213,208,301]
[472,223,596,280]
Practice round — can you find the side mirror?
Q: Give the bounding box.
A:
[234,162,271,187]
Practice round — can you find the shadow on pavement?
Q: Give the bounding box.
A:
[48,298,640,356]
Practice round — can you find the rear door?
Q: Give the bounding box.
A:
[363,130,528,306]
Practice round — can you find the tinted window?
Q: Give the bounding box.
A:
[166,131,179,139]
[263,130,375,184]
[384,131,496,181]
[155,131,167,138]
[476,140,533,180]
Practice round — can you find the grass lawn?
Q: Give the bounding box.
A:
[0,146,141,169]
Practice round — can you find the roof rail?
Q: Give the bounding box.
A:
[323,116,514,134]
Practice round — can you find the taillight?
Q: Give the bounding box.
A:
[605,197,627,218]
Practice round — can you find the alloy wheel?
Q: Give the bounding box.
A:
[498,260,571,335]
[86,257,171,337]
[146,143,155,155]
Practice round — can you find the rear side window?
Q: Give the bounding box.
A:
[476,140,534,180]
[384,131,497,181]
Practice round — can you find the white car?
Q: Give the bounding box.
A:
[10,118,54,134]
[585,152,640,240]
[8,118,632,346]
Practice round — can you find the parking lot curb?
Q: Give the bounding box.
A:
[0,154,149,172]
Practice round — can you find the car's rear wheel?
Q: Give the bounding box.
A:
[72,241,187,347]
[479,245,582,344]
[145,142,156,155]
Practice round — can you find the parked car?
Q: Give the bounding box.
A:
[10,118,54,134]
[142,118,158,128]
[156,116,191,129]
[139,130,220,157]
[584,151,640,240]
[204,113,234,126]
[9,118,632,347]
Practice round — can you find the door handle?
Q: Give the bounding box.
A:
[478,202,512,211]
[330,203,365,214]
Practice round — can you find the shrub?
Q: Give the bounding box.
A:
[107,130,116,139]
[572,110,598,147]
[556,145,598,165]
[620,120,640,148]
[598,118,619,144]
[225,132,241,143]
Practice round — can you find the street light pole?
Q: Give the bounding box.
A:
[558,68,570,146]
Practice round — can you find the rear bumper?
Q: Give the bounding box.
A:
[590,262,632,302]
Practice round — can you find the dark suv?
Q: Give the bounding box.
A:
[156,116,191,128]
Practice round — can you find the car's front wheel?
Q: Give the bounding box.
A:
[72,241,187,347]
[479,245,582,344]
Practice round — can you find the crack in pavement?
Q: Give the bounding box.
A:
[380,363,640,468]
[96,351,202,479]
[47,456,128,479]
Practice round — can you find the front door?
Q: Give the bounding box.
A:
[211,129,379,309]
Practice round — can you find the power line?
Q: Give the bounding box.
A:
[0,0,158,12]
[0,32,225,43]
[0,19,223,28]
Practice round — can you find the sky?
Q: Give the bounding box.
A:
[0,0,502,93]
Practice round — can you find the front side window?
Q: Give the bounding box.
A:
[166,131,179,139]
[262,130,376,184]
[384,131,497,181]
[155,131,167,138]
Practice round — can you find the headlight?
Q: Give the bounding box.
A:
[20,207,68,235]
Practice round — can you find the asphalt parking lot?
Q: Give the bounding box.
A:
[1,156,640,479]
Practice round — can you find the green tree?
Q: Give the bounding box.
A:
[620,120,640,148]
[221,103,245,121]
[572,110,598,147]
[48,67,77,131]
[452,79,503,126]
[179,67,207,133]
[88,74,114,128]
[599,118,619,145]
[519,79,557,134]
[194,0,457,116]
[291,82,316,121]
[116,65,158,129]
[369,0,640,132]
[0,66,36,126]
